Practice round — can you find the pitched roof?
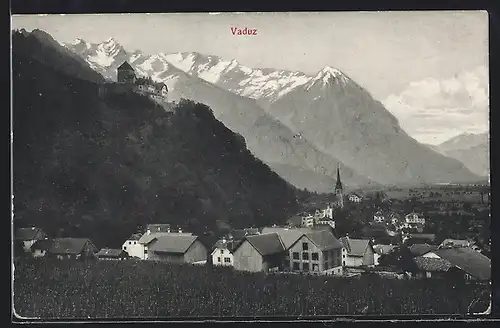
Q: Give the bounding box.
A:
[409,244,438,257]
[15,227,45,241]
[409,234,436,241]
[434,247,491,280]
[261,227,312,249]
[413,256,453,272]
[33,238,94,255]
[339,237,371,256]
[139,232,192,245]
[96,248,127,258]
[304,230,343,251]
[440,239,470,247]
[126,233,143,241]
[147,234,199,254]
[373,244,397,255]
[229,228,259,240]
[117,61,133,70]
[244,233,285,256]
[213,239,238,253]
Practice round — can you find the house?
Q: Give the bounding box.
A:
[95,248,129,261]
[373,211,385,224]
[362,223,399,245]
[233,233,286,273]
[301,214,315,228]
[15,227,48,252]
[421,247,491,281]
[122,233,144,259]
[348,193,363,203]
[314,205,333,220]
[31,238,98,260]
[439,239,471,248]
[288,230,344,275]
[412,256,454,279]
[139,232,206,264]
[211,238,239,266]
[405,212,425,225]
[373,244,397,266]
[227,228,260,241]
[339,236,375,267]
[404,234,436,245]
[408,244,438,258]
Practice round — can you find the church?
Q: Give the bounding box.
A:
[333,164,344,209]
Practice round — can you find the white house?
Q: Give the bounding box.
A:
[122,233,144,259]
[339,236,375,267]
[211,238,237,266]
[15,227,48,252]
[405,212,425,225]
[373,211,385,224]
[301,214,315,228]
[348,194,363,203]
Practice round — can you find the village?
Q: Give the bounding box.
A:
[14,163,491,284]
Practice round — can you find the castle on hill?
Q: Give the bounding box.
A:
[98,61,169,105]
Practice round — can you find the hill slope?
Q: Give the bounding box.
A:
[427,133,489,177]
[12,30,299,248]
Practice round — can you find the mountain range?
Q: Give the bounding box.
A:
[425,132,489,177]
[62,36,484,189]
[12,29,300,247]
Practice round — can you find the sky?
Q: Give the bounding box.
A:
[11,11,489,145]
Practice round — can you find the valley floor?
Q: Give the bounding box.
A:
[13,258,490,319]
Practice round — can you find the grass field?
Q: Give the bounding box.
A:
[13,259,490,319]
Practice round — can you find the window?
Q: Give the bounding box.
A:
[293,252,299,260]
[144,249,147,254]
[129,241,132,245]
[302,242,309,251]
[343,260,345,266]
[134,241,137,245]
[217,257,221,262]
[312,252,319,261]
[312,263,319,271]
[302,252,309,260]
[224,257,231,263]
[293,262,300,271]
[124,246,127,250]
[303,262,309,271]
[221,250,224,255]
[343,253,346,258]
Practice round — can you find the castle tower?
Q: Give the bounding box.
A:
[335,164,344,209]
[117,61,136,83]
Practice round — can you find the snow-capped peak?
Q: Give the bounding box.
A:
[71,38,85,45]
[306,66,349,89]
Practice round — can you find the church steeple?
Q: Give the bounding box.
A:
[335,164,344,209]
[335,164,343,192]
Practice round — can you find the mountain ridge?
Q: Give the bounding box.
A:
[62,36,482,187]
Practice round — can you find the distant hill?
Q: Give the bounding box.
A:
[425,133,489,177]
[12,29,299,248]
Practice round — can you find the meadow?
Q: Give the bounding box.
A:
[13,259,490,319]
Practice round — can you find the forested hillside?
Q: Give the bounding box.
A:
[12,32,299,248]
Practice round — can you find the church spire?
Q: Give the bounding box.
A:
[335,163,343,191]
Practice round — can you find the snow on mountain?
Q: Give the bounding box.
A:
[305,66,350,90]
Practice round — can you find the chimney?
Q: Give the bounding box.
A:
[222,237,226,243]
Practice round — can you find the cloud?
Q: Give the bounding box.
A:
[384,66,489,144]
